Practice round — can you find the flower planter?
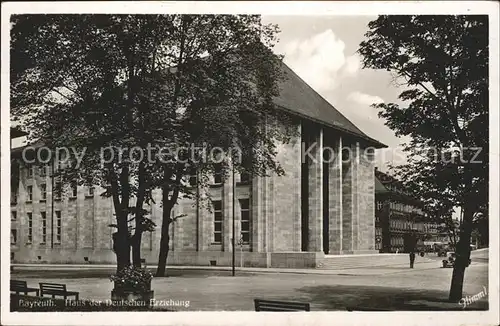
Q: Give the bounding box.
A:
[109,267,155,310]
[111,287,154,301]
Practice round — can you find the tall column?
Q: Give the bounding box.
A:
[307,127,323,252]
[355,145,376,252]
[328,136,343,254]
[222,167,234,252]
[251,175,265,252]
[352,142,360,251]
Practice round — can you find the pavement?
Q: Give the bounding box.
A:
[11,260,447,276]
[10,256,488,311]
[11,250,487,276]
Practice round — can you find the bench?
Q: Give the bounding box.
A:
[39,283,79,300]
[254,299,310,311]
[10,280,39,296]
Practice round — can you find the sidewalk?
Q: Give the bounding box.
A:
[11,262,441,276]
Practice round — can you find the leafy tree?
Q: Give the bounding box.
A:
[359,15,488,302]
[11,14,175,271]
[129,15,294,276]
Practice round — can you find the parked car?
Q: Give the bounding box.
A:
[442,252,472,268]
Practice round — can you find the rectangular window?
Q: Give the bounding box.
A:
[11,211,17,221]
[11,190,17,205]
[55,211,62,244]
[239,172,251,184]
[188,168,197,187]
[87,186,94,197]
[27,166,33,178]
[213,201,223,244]
[40,184,47,201]
[11,229,17,245]
[40,164,47,177]
[71,182,78,198]
[58,152,67,170]
[27,212,33,243]
[54,182,62,200]
[239,199,250,244]
[41,212,47,244]
[213,165,223,185]
[27,185,33,202]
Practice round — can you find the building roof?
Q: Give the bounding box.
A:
[375,168,425,208]
[375,176,389,194]
[275,62,387,148]
[9,61,387,150]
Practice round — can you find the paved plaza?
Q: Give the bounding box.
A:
[11,255,488,311]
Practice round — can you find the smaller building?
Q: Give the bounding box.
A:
[374,168,448,253]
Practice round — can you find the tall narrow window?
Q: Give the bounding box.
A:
[41,212,47,244]
[40,184,47,201]
[11,229,17,245]
[213,201,223,244]
[27,185,33,202]
[11,190,17,205]
[58,151,67,170]
[27,212,33,243]
[55,211,62,244]
[87,186,94,197]
[27,165,34,178]
[11,211,17,221]
[54,182,62,200]
[239,199,250,244]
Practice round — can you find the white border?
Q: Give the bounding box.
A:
[1,2,499,326]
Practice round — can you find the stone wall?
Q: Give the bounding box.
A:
[10,118,379,266]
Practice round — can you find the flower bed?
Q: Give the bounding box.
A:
[110,266,154,305]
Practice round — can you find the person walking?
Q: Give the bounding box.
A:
[409,251,416,268]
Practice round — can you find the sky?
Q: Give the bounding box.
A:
[262,15,409,171]
[11,15,409,171]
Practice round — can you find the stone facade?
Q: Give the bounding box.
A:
[11,120,379,268]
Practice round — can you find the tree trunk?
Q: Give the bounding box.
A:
[131,162,147,267]
[156,166,183,277]
[115,228,131,272]
[448,203,474,302]
[156,206,172,277]
[131,234,143,267]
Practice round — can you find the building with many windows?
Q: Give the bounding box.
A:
[10,62,386,268]
[374,169,448,253]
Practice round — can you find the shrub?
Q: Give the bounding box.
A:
[109,266,154,291]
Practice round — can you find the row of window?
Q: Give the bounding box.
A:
[391,237,404,246]
[12,198,253,246]
[389,219,438,233]
[11,211,62,245]
[376,201,424,215]
[24,163,252,186]
[212,198,251,245]
[188,168,251,187]
[12,183,94,204]
[389,202,423,215]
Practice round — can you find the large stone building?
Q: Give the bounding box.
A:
[374,169,449,253]
[10,63,386,268]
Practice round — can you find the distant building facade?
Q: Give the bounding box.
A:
[374,169,448,253]
[10,63,386,268]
